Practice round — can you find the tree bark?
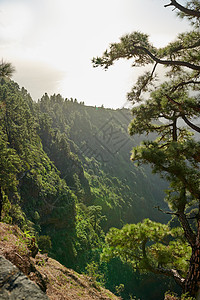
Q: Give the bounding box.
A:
[172,118,178,141]
[184,245,200,297]
[182,115,200,134]
[177,211,196,247]
[184,219,200,297]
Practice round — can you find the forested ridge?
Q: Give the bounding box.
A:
[0,1,200,299]
[0,77,170,299]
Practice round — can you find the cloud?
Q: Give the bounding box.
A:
[0,0,33,43]
[13,60,66,101]
[0,0,192,107]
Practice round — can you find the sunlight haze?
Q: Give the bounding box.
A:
[0,0,190,108]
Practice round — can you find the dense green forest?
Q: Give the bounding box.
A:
[0,1,200,299]
[0,76,173,299]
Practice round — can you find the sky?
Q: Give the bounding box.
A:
[0,0,191,108]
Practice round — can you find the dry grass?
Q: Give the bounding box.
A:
[0,222,119,300]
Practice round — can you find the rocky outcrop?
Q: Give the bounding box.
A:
[0,222,120,300]
[0,255,49,299]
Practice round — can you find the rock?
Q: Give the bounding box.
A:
[0,255,49,300]
[0,223,120,300]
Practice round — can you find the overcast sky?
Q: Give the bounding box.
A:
[0,0,190,108]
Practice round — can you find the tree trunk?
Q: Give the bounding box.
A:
[184,245,200,297]
[184,219,200,297]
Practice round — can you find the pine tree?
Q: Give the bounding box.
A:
[0,59,15,79]
[93,1,200,297]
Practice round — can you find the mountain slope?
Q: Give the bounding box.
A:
[37,94,168,229]
[0,79,172,299]
[0,222,119,300]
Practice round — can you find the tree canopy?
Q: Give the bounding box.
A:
[93,0,200,298]
[0,59,15,79]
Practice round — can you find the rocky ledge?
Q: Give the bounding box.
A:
[0,255,49,299]
[0,222,119,300]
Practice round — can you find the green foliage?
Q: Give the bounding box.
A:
[9,204,26,227]
[85,261,105,286]
[37,235,52,253]
[0,70,178,299]
[1,193,12,224]
[93,1,200,298]
[102,219,191,277]
[37,92,167,230]
[0,59,15,78]
[0,125,23,194]
[115,283,124,296]
[165,291,195,300]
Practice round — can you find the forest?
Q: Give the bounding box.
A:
[0,0,200,299]
[0,77,170,299]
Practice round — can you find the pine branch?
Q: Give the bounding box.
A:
[164,0,200,18]
[165,94,200,133]
[132,44,200,71]
[182,115,200,133]
[171,80,200,93]
[155,206,178,216]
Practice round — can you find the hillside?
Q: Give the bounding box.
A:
[37,93,168,228]
[0,78,172,299]
[0,222,119,300]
